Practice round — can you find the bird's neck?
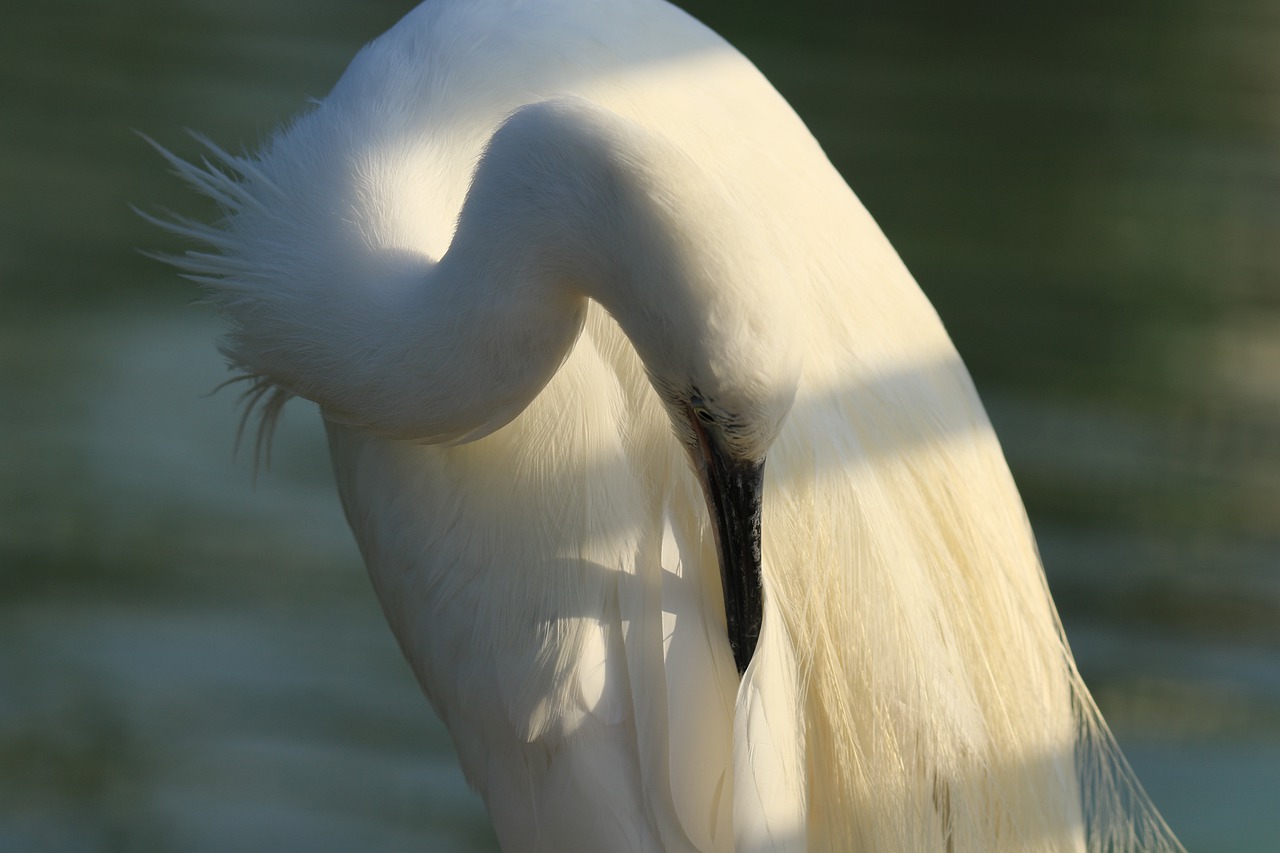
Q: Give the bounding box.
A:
[439,98,784,420]
[254,97,780,445]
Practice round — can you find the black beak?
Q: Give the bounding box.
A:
[690,416,765,677]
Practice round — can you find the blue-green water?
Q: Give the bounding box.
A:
[2,1,1277,850]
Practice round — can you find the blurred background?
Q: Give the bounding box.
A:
[2,0,1278,849]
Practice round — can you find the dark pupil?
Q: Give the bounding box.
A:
[695,408,714,423]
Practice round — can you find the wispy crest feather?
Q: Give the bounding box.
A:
[139,132,295,467]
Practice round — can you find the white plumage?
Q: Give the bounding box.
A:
[151,0,1183,850]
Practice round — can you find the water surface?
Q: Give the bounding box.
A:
[2,0,1277,849]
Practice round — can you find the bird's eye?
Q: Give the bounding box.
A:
[689,392,715,426]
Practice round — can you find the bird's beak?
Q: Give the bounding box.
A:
[689,414,765,677]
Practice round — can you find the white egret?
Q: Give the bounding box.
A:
[150,0,1184,850]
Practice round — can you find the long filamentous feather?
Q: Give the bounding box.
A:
[140,138,293,471]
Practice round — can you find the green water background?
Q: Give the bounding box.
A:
[2,0,1278,849]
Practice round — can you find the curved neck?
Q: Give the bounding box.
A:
[451,99,711,350]
[441,98,785,421]
[241,97,780,445]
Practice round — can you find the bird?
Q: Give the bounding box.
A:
[148,0,1186,850]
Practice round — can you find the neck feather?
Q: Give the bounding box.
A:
[447,98,792,429]
[177,96,786,445]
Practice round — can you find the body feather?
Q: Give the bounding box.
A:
[154,0,1183,850]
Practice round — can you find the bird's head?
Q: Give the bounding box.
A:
[565,101,804,675]
[470,98,804,674]
[641,297,800,677]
